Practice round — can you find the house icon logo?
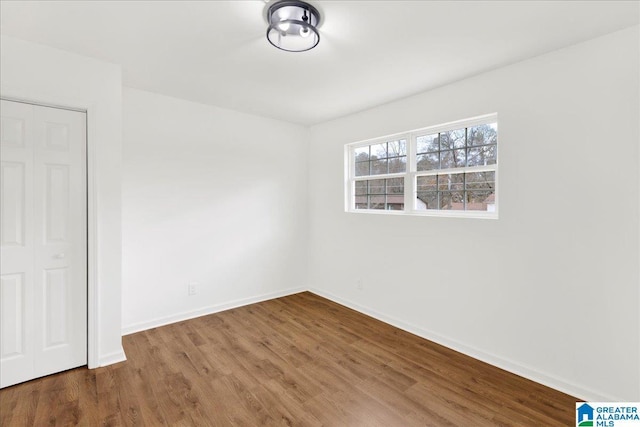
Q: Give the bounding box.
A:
[577,403,594,426]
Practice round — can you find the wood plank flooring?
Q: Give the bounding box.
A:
[0,292,578,426]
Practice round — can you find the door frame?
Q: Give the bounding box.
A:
[1,95,99,369]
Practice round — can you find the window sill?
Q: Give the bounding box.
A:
[346,209,499,219]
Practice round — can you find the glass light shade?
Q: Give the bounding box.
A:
[266,1,320,52]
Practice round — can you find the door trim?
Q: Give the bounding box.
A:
[0,96,87,114]
[1,96,98,368]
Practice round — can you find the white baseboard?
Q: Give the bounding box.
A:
[121,286,306,336]
[99,349,127,367]
[307,287,620,402]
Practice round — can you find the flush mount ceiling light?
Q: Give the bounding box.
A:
[266,0,321,52]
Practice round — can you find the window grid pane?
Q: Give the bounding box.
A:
[354,140,407,177]
[354,178,405,210]
[416,123,497,171]
[416,172,495,212]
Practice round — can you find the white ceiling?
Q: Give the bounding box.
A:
[1,1,638,126]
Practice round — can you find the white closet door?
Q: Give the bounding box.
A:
[0,99,87,388]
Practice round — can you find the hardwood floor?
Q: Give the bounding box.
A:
[1,292,577,426]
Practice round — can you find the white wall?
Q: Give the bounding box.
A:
[121,88,309,332]
[0,36,125,366]
[308,26,640,401]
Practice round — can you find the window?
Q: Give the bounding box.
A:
[345,114,498,218]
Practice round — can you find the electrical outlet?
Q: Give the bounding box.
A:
[356,278,363,290]
[188,282,198,296]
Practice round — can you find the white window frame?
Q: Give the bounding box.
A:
[345,113,498,219]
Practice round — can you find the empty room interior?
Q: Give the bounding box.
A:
[0,0,639,425]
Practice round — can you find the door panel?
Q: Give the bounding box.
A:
[45,164,70,243]
[0,115,26,148]
[44,267,68,347]
[1,162,25,246]
[0,273,25,357]
[0,99,86,388]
